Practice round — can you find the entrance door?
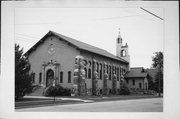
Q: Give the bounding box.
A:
[46,69,54,87]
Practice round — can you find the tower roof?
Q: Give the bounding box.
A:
[117,28,122,43]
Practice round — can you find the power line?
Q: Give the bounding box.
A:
[15,14,148,26]
[15,35,38,43]
[15,33,39,39]
[15,38,35,44]
[140,7,164,21]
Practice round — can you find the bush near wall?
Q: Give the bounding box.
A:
[119,84,130,95]
[44,84,71,96]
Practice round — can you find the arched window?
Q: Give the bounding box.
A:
[60,71,63,83]
[106,65,108,73]
[109,65,111,80]
[121,50,126,57]
[84,68,87,78]
[68,71,71,83]
[96,63,99,73]
[99,64,102,79]
[88,68,91,79]
[117,68,119,81]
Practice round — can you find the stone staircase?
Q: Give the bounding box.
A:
[28,85,45,96]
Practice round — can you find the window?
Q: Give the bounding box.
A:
[121,50,126,57]
[120,67,122,76]
[88,68,91,78]
[68,71,71,83]
[100,64,102,79]
[139,83,142,89]
[117,38,120,43]
[145,83,148,90]
[84,68,87,78]
[106,65,108,73]
[109,66,111,80]
[132,80,135,85]
[97,63,99,73]
[39,72,42,83]
[117,68,119,81]
[126,79,129,84]
[60,71,63,83]
[31,73,35,83]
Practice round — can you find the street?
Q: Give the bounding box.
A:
[16,97,163,112]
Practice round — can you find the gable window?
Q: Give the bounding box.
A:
[68,71,71,83]
[60,71,63,83]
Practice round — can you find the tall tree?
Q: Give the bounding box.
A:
[15,44,32,100]
[152,51,163,96]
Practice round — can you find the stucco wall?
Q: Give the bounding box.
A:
[125,77,148,90]
[80,50,128,92]
[28,36,80,88]
[28,34,129,95]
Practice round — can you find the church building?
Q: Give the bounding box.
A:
[25,30,130,96]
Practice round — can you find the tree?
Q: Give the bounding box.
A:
[151,51,163,96]
[15,44,32,100]
[147,74,156,91]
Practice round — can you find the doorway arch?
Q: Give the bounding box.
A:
[46,69,54,87]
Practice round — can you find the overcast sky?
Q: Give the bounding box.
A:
[14,7,163,68]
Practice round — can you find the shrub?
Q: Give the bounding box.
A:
[44,84,71,96]
[119,84,130,95]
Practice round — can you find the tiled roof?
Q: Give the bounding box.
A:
[26,30,129,63]
[124,67,148,78]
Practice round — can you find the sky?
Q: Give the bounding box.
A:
[14,7,164,68]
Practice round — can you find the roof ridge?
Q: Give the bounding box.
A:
[26,30,129,63]
[50,30,109,52]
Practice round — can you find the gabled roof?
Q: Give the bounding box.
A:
[124,67,148,78]
[25,30,129,64]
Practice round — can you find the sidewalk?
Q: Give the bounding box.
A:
[15,94,162,109]
[17,94,161,102]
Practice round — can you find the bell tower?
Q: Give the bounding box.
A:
[116,29,130,63]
